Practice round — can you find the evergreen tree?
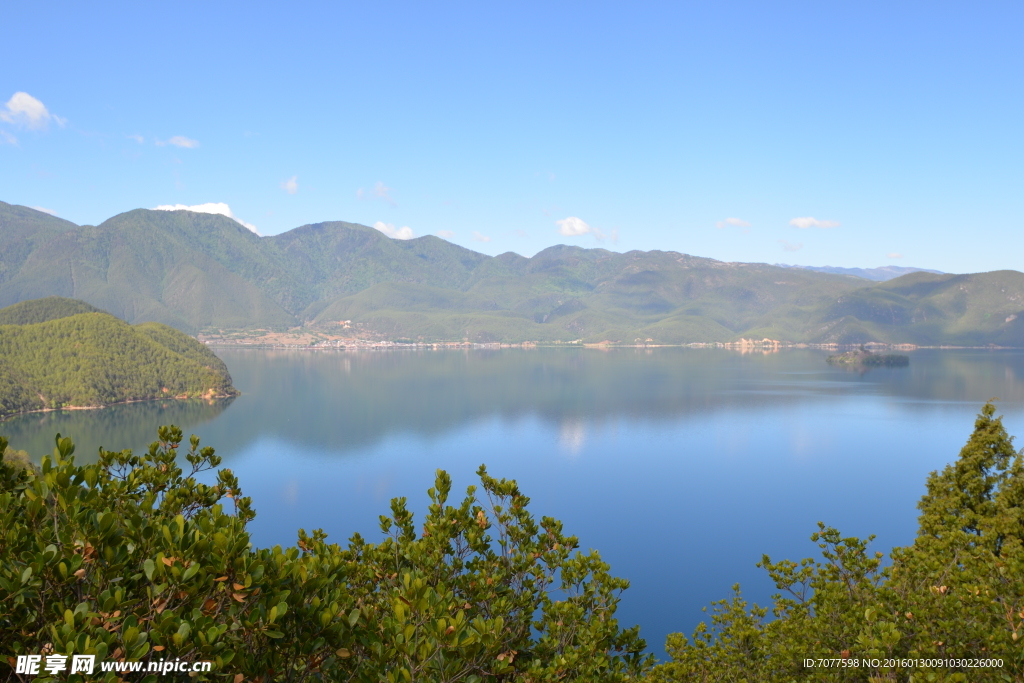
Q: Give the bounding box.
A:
[650,403,1024,682]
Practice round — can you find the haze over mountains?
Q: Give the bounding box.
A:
[1,201,1022,346]
[776,264,945,282]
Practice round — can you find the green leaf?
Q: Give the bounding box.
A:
[181,562,200,582]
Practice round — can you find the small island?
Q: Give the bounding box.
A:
[827,347,910,368]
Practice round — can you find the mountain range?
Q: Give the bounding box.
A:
[1,201,1022,346]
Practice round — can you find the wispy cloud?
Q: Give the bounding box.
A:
[436,230,455,239]
[789,216,840,229]
[472,231,491,243]
[779,239,803,252]
[887,252,904,259]
[373,221,414,240]
[156,135,200,149]
[280,175,298,195]
[715,217,751,229]
[0,130,17,145]
[127,134,144,144]
[30,206,57,216]
[0,92,63,130]
[152,202,260,235]
[169,135,199,148]
[357,181,397,206]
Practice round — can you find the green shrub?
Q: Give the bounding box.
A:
[0,428,650,682]
[649,403,1024,682]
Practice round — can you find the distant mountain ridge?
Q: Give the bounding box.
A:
[1,201,1022,346]
[776,264,945,281]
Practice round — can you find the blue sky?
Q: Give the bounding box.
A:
[2,1,1021,273]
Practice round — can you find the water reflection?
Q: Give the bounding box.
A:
[5,348,1024,660]
[558,418,586,457]
[184,348,1024,460]
[1,398,235,461]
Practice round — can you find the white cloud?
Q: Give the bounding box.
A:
[281,175,298,195]
[358,181,396,206]
[127,134,144,144]
[789,216,840,229]
[0,92,60,130]
[472,231,491,243]
[779,239,803,252]
[436,230,455,239]
[556,216,592,237]
[156,135,200,148]
[373,221,414,240]
[555,216,614,242]
[716,217,752,229]
[887,252,904,259]
[152,202,260,235]
[31,206,57,216]
[0,130,17,145]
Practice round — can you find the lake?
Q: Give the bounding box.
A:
[4,347,1024,658]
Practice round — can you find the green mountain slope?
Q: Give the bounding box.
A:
[1,201,1021,345]
[0,296,102,325]
[0,204,297,331]
[311,250,884,342]
[0,298,238,418]
[740,271,1024,345]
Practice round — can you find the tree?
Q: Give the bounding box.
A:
[884,402,1024,676]
[649,403,1024,682]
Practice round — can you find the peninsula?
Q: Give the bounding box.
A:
[0,297,238,419]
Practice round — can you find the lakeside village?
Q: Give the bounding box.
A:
[198,325,930,353]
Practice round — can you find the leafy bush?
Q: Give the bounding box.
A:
[649,403,1024,682]
[0,428,650,682]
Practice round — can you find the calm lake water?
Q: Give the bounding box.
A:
[5,347,1024,658]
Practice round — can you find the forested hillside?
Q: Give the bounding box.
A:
[0,297,237,418]
[2,201,1022,345]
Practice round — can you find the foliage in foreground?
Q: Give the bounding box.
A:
[0,428,649,682]
[649,403,1024,682]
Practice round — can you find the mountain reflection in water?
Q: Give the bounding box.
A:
[3,347,1024,659]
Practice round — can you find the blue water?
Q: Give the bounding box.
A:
[5,347,1023,658]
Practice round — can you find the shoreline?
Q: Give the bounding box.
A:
[201,340,1020,352]
[0,393,238,423]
